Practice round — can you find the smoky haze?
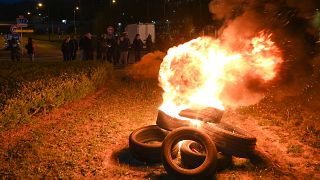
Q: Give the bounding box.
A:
[209,0,320,105]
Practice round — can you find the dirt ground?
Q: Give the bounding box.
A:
[0,70,319,179]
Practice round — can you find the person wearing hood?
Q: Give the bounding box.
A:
[132,34,144,62]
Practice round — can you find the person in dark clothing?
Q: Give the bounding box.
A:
[69,35,78,60]
[83,33,94,60]
[61,37,71,61]
[79,35,85,60]
[9,38,20,61]
[106,34,116,63]
[132,34,144,62]
[101,34,108,60]
[97,34,108,60]
[96,36,102,60]
[146,34,153,53]
[113,36,121,65]
[119,33,130,65]
[25,37,35,61]
[96,34,102,60]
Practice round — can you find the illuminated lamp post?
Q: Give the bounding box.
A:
[74,6,80,36]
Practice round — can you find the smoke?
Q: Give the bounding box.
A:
[209,0,320,102]
[128,51,165,79]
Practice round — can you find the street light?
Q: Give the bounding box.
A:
[36,2,53,41]
[74,6,80,36]
[38,3,43,8]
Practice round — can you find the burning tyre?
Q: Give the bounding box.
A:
[157,110,256,158]
[156,108,224,131]
[129,125,178,163]
[156,31,281,163]
[179,107,224,123]
[161,127,218,179]
[180,140,232,171]
[200,122,257,158]
[157,110,192,131]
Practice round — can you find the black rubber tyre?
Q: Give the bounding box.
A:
[156,109,223,131]
[156,110,257,158]
[180,140,232,171]
[161,127,218,179]
[129,125,175,163]
[156,110,191,131]
[179,107,224,123]
[200,122,257,158]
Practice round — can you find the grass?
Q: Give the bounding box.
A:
[0,61,113,131]
[287,145,304,154]
[0,73,319,179]
[0,74,162,179]
[237,95,320,149]
[111,165,130,177]
[0,56,319,179]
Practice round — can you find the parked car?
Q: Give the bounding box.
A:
[2,34,20,50]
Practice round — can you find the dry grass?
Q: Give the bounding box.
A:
[0,61,113,131]
[0,74,163,179]
[287,145,304,154]
[0,71,319,179]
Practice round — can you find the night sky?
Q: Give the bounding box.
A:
[0,0,24,3]
[0,0,213,34]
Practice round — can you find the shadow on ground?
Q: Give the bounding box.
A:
[111,147,276,178]
[111,148,162,167]
[112,148,175,179]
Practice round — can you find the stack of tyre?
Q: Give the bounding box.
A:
[129,108,257,179]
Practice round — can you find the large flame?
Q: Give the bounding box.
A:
[159,32,283,118]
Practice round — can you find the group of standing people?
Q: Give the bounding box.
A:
[61,32,153,65]
[61,35,78,61]
[8,32,152,63]
[95,32,131,65]
[95,32,145,65]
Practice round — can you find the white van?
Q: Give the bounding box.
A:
[125,23,155,45]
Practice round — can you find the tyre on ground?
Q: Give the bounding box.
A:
[180,140,232,171]
[161,127,218,179]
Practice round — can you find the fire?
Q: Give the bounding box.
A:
[159,31,282,118]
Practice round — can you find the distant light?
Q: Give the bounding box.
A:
[118,22,122,26]
[112,0,116,4]
[75,6,80,10]
[166,19,169,22]
[38,13,42,16]
[62,19,67,24]
[152,20,156,24]
[27,12,31,15]
[122,12,125,16]
[38,2,43,7]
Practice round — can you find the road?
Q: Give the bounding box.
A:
[0,39,61,61]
